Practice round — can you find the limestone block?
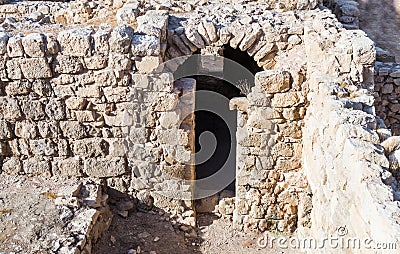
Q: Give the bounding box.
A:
[156,129,189,146]
[85,157,126,178]
[5,80,31,96]
[104,110,134,127]
[21,33,46,57]
[131,34,160,56]
[2,157,22,175]
[108,138,127,157]
[46,37,59,55]
[20,58,52,79]
[0,32,9,55]
[66,97,87,110]
[230,26,246,49]
[273,142,294,157]
[103,86,130,102]
[179,34,197,52]
[149,92,179,112]
[57,28,93,57]
[351,31,375,65]
[37,121,59,138]
[247,107,275,129]
[172,34,191,55]
[94,70,117,87]
[239,28,262,51]
[159,112,180,129]
[30,139,57,156]
[271,92,303,108]
[74,111,96,122]
[0,120,12,139]
[54,55,84,74]
[15,121,37,139]
[202,20,218,43]
[0,97,21,120]
[6,59,22,80]
[22,100,46,121]
[73,138,108,157]
[23,157,51,176]
[136,10,169,40]
[116,3,139,24]
[53,157,82,177]
[184,28,205,49]
[255,70,291,93]
[110,25,134,53]
[381,136,400,154]
[135,56,162,73]
[253,43,276,62]
[76,85,101,98]
[7,37,24,57]
[93,28,110,55]
[60,121,87,139]
[84,55,108,70]
[45,99,66,121]
[129,128,148,143]
[108,53,132,70]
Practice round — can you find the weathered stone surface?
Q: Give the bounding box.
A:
[23,157,51,176]
[73,138,108,157]
[7,36,24,57]
[21,33,46,57]
[0,97,21,120]
[110,25,134,53]
[15,121,37,139]
[0,32,9,55]
[58,28,93,57]
[54,55,84,74]
[131,34,160,56]
[20,58,52,79]
[85,157,126,178]
[255,70,291,93]
[271,92,303,107]
[116,2,139,24]
[2,157,22,175]
[60,121,87,140]
[135,56,162,73]
[0,120,12,139]
[53,157,82,176]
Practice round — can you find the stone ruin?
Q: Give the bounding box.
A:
[0,0,399,253]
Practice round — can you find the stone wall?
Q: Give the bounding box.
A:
[0,9,197,226]
[323,0,360,29]
[374,62,400,136]
[302,10,400,252]
[0,0,318,233]
[230,69,311,233]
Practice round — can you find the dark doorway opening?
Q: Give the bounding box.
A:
[194,76,241,193]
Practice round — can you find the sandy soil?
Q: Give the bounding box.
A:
[93,211,298,254]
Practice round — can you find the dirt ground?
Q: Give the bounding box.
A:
[93,211,298,254]
[358,0,400,61]
[0,175,78,253]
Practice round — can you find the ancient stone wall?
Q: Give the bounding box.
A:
[302,10,400,251]
[374,62,400,136]
[323,0,360,29]
[231,69,311,233]
[0,9,198,225]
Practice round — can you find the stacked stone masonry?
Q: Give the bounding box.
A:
[302,9,400,253]
[0,1,399,252]
[374,63,400,136]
